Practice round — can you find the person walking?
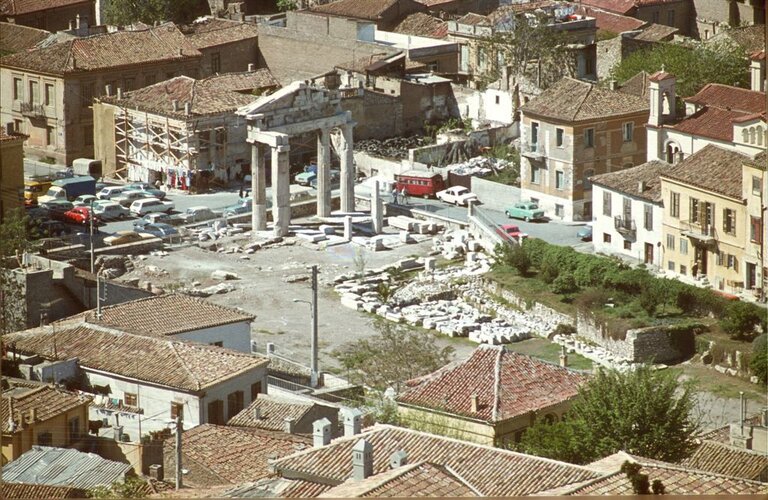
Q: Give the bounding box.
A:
[391,186,399,204]
[401,187,409,205]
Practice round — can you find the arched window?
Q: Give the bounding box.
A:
[757,127,764,146]
[750,127,757,144]
[743,129,750,143]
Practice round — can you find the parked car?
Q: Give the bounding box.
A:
[496,224,527,241]
[178,206,216,224]
[97,186,129,200]
[505,201,546,222]
[40,200,74,221]
[140,223,179,239]
[294,164,318,185]
[73,194,98,207]
[576,224,593,241]
[309,172,341,190]
[93,202,130,220]
[222,198,253,217]
[113,190,154,207]
[134,212,172,229]
[37,176,96,204]
[104,231,154,246]
[29,220,71,239]
[129,197,175,216]
[436,186,478,206]
[125,183,166,199]
[62,206,98,225]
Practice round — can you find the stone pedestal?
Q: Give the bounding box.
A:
[423,257,436,272]
[251,143,267,233]
[271,145,291,237]
[317,128,331,217]
[344,215,353,241]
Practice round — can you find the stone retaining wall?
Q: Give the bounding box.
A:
[480,279,574,331]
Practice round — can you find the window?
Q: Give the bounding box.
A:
[208,399,224,424]
[210,341,223,347]
[428,61,438,72]
[68,416,80,441]
[643,204,653,230]
[531,165,541,184]
[690,198,699,223]
[585,55,595,76]
[38,432,53,446]
[555,204,564,217]
[251,382,262,401]
[82,82,94,108]
[666,234,675,251]
[670,192,680,218]
[170,402,184,420]
[751,216,762,243]
[84,124,93,146]
[667,10,675,26]
[680,238,688,255]
[603,233,612,243]
[623,240,632,250]
[29,81,39,104]
[584,128,594,148]
[46,126,54,146]
[227,391,244,419]
[124,392,137,406]
[727,254,738,271]
[531,122,539,145]
[753,176,762,195]
[622,122,633,142]
[13,77,22,100]
[212,51,222,73]
[603,191,612,216]
[622,197,631,220]
[124,77,135,91]
[667,261,675,271]
[556,128,564,147]
[680,264,686,275]
[555,170,565,190]
[13,119,23,134]
[723,208,736,235]
[44,83,54,106]
[495,95,500,105]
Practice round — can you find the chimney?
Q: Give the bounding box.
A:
[470,394,479,413]
[559,345,568,368]
[184,102,191,116]
[609,79,617,91]
[76,14,81,30]
[68,20,74,31]
[313,418,332,447]
[149,464,164,481]
[761,407,768,427]
[501,66,510,91]
[172,99,179,112]
[389,450,407,469]
[114,425,123,442]
[252,407,261,420]
[28,408,37,423]
[105,84,112,97]
[352,439,373,481]
[248,63,256,72]
[116,87,123,100]
[283,417,296,434]
[674,150,684,164]
[343,408,363,437]
[637,181,646,193]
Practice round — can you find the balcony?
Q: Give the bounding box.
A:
[20,102,45,119]
[680,220,717,245]
[521,142,546,160]
[614,215,636,239]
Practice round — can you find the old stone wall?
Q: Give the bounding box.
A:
[341,91,403,140]
[470,177,520,212]
[480,279,574,329]
[597,36,622,80]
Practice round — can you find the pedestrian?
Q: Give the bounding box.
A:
[154,179,161,189]
[401,187,408,205]
[692,260,699,278]
[391,187,399,204]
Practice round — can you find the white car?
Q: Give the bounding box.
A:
[436,186,478,206]
[129,197,175,216]
[93,201,130,220]
[73,194,98,207]
[97,186,128,200]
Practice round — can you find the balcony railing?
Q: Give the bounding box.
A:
[680,220,717,244]
[614,215,636,238]
[521,142,546,159]
[20,102,45,118]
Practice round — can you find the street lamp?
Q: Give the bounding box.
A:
[292,264,319,388]
[89,199,95,274]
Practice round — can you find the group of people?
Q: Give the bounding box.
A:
[391,187,409,205]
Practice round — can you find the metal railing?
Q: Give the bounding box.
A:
[520,141,546,158]
[20,102,45,118]
[613,215,636,237]
[680,220,717,242]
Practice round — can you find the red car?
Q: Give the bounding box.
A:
[62,206,99,225]
[497,224,528,242]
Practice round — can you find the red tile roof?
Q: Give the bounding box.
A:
[573,6,645,34]
[633,23,678,41]
[1,380,91,433]
[273,424,603,496]
[590,160,667,202]
[660,145,750,200]
[181,17,259,49]
[575,0,636,15]
[699,415,763,443]
[222,477,334,498]
[311,0,411,21]
[397,345,586,422]
[685,83,766,114]
[319,462,480,497]
[227,393,315,431]
[0,22,49,54]
[0,0,91,16]
[0,483,86,499]
[0,23,200,75]
[0,126,27,142]
[673,107,751,142]
[680,440,768,481]
[4,324,269,392]
[167,424,311,485]
[392,12,447,39]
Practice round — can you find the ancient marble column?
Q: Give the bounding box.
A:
[251,142,267,234]
[316,128,331,218]
[271,144,291,237]
[339,122,355,213]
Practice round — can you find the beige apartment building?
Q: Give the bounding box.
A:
[0,23,203,165]
[519,76,649,221]
[660,145,765,297]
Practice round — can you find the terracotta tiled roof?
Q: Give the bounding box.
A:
[751,50,766,61]
[573,6,645,34]
[182,17,259,49]
[273,424,602,496]
[680,440,768,481]
[397,345,586,422]
[0,22,49,54]
[455,12,489,26]
[82,292,254,336]
[712,24,767,53]
[0,126,27,142]
[1,380,91,433]
[0,483,86,499]
[699,415,763,443]
[521,77,648,122]
[311,0,405,20]
[660,145,750,200]
[222,477,334,498]
[167,424,311,485]
[618,70,650,98]
[4,324,269,392]
[227,393,315,431]
[392,12,447,39]
[673,107,751,142]
[319,462,480,497]
[633,23,678,41]
[574,0,636,15]
[0,23,200,75]
[685,83,766,114]
[0,0,90,16]
[590,160,667,203]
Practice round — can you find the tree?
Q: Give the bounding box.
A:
[276,0,297,11]
[1,209,31,336]
[720,301,766,340]
[750,335,767,385]
[332,320,455,393]
[518,366,700,464]
[87,477,148,498]
[103,0,209,26]
[610,41,750,99]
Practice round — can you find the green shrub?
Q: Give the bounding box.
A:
[574,287,613,311]
[522,238,550,268]
[720,301,765,340]
[507,243,531,275]
[751,335,767,385]
[551,273,578,294]
[553,323,577,336]
[573,255,620,289]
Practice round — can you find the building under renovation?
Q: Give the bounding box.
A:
[93,69,279,191]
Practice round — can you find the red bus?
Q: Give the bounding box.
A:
[394,170,446,199]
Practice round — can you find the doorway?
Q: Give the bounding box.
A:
[694,246,708,276]
[644,243,654,265]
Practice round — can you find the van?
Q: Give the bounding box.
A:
[37,176,96,204]
[24,179,52,206]
[72,158,102,178]
[97,186,128,200]
[394,170,446,198]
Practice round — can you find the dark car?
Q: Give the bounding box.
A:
[41,200,74,221]
[35,220,71,238]
[576,225,593,241]
[140,223,179,239]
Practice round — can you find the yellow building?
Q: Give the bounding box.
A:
[660,145,766,296]
[0,125,26,220]
[395,345,586,447]
[1,378,91,464]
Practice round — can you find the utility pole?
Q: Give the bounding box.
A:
[175,415,183,490]
[89,199,95,274]
[311,265,318,388]
[96,274,102,319]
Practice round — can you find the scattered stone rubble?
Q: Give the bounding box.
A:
[445,156,510,177]
[355,136,428,159]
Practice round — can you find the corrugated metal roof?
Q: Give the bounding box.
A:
[2,446,131,489]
